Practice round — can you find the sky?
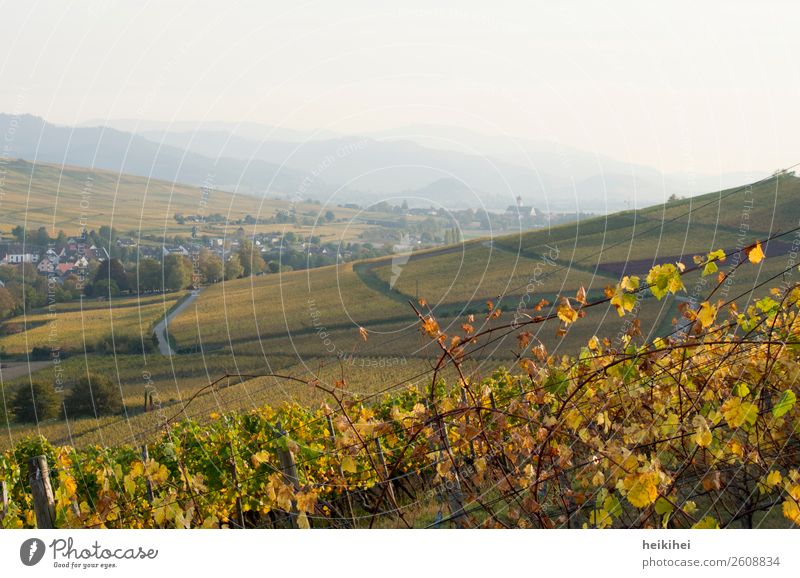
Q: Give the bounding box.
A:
[1,0,798,174]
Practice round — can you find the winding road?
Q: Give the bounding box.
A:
[153,289,203,356]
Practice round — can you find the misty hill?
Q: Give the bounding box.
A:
[4,115,768,213]
[137,129,563,209]
[137,124,765,212]
[84,118,341,143]
[0,114,318,196]
[367,124,768,203]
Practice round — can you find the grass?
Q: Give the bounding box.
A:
[366,243,605,305]
[0,292,186,355]
[0,159,404,242]
[4,172,799,447]
[0,355,469,449]
[167,173,800,367]
[167,261,410,354]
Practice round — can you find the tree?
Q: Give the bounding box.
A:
[199,249,223,284]
[92,279,120,297]
[35,226,51,247]
[12,382,61,423]
[477,209,491,229]
[93,258,129,292]
[0,286,17,319]
[324,210,335,222]
[136,258,162,292]
[224,254,244,280]
[98,225,117,247]
[63,373,123,417]
[163,254,191,291]
[238,239,264,277]
[61,274,82,299]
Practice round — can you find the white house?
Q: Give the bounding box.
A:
[0,244,41,265]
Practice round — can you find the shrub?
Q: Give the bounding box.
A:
[29,346,53,361]
[92,333,155,355]
[11,382,61,423]
[12,435,57,469]
[90,278,120,298]
[63,373,123,418]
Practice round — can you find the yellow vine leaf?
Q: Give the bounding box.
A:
[782,484,800,524]
[297,511,310,529]
[557,298,578,325]
[692,515,720,529]
[341,456,358,473]
[721,397,758,429]
[422,316,440,337]
[692,415,712,448]
[575,286,587,305]
[746,241,765,264]
[765,470,782,488]
[696,302,717,329]
[588,335,600,351]
[708,249,726,262]
[646,264,685,300]
[625,471,660,508]
[519,358,536,377]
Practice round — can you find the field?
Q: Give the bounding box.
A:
[170,171,800,355]
[0,292,186,355]
[3,172,799,450]
[0,354,470,449]
[0,159,407,241]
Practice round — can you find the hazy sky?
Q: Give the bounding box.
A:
[1,0,798,174]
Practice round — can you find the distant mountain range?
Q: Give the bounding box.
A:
[2,114,766,212]
[0,114,319,197]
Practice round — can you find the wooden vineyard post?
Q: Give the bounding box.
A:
[228,441,245,529]
[141,445,154,504]
[276,422,300,528]
[326,414,356,527]
[28,456,55,529]
[429,400,468,529]
[1,479,8,523]
[517,380,538,438]
[143,389,155,413]
[439,431,468,528]
[459,387,477,461]
[489,392,511,474]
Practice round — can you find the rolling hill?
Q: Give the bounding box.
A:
[3,169,796,450]
[0,159,378,241]
[168,170,800,368]
[0,114,318,196]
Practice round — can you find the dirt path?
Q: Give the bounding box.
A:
[153,289,202,356]
[0,361,50,381]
